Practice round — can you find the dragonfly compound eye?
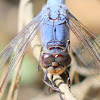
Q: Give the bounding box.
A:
[55,54,71,66]
[64,54,71,67]
[41,53,54,64]
[55,54,64,63]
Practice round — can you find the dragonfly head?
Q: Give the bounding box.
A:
[40,51,71,75]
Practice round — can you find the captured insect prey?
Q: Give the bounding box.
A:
[0,0,100,100]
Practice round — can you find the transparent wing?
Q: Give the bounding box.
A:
[0,11,44,69]
[0,11,45,90]
[67,12,100,78]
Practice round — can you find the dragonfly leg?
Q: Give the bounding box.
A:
[62,67,71,89]
[43,70,61,92]
[66,40,70,52]
[59,92,65,100]
[65,67,71,89]
[50,74,55,86]
[67,72,71,89]
[47,81,53,94]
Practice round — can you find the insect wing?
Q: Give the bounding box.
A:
[0,11,44,90]
[68,12,100,79]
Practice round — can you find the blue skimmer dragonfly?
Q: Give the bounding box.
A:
[0,0,100,92]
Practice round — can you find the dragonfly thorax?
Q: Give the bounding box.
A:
[41,19,69,51]
[42,1,68,21]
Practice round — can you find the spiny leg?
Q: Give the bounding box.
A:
[66,40,71,88]
[65,67,71,89]
[67,72,71,89]
[50,74,65,100]
[50,74,55,86]
[66,40,70,52]
[59,92,65,100]
[43,70,61,92]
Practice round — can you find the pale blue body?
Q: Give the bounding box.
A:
[41,0,69,52]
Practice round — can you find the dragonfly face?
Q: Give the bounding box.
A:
[40,50,71,75]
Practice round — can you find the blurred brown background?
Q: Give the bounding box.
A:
[0,0,100,100]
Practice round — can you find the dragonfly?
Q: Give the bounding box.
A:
[0,0,100,92]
